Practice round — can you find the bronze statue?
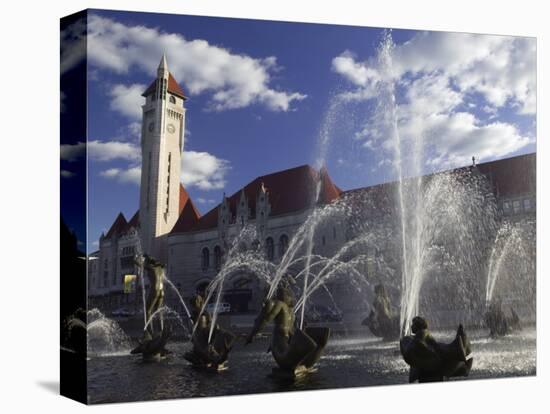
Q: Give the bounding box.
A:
[141,254,165,334]
[246,284,330,379]
[362,284,399,341]
[130,254,170,361]
[400,316,473,383]
[484,297,522,337]
[183,293,235,371]
[130,328,171,362]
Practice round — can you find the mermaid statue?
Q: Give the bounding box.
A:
[245,282,330,379]
[362,284,399,341]
[484,296,522,337]
[130,254,171,361]
[183,293,236,371]
[400,316,473,383]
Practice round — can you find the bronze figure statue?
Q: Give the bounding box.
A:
[130,328,171,362]
[246,284,330,379]
[183,293,235,371]
[130,254,170,361]
[400,316,473,383]
[141,254,165,334]
[484,297,522,337]
[362,284,399,341]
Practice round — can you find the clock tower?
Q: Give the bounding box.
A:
[139,54,186,259]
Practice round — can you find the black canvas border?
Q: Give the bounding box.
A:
[60,9,88,405]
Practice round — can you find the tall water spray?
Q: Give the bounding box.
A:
[134,237,148,328]
[372,32,499,334]
[190,225,274,343]
[298,94,347,329]
[371,31,422,335]
[485,221,536,316]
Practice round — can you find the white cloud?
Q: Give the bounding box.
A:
[332,51,380,87]
[61,169,75,178]
[330,31,535,171]
[333,32,535,115]
[181,151,230,190]
[100,167,141,185]
[88,140,141,162]
[127,122,142,138]
[197,197,216,205]
[419,112,533,167]
[60,18,86,75]
[88,141,230,190]
[109,84,146,119]
[88,15,306,112]
[60,142,86,161]
[61,140,141,162]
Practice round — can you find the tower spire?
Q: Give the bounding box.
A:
[157,53,168,79]
[159,53,168,70]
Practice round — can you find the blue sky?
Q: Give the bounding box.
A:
[60,10,536,251]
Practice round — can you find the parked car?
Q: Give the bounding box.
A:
[305,304,343,323]
[206,302,231,314]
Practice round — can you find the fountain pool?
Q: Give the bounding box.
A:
[87,327,535,403]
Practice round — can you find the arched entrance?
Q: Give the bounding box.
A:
[223,274,254,313]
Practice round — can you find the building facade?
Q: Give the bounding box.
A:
[89,55,536,320]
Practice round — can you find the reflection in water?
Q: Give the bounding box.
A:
[88,328,535,403]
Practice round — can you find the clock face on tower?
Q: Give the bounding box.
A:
[167,124,175,134]
[148,122,155,132]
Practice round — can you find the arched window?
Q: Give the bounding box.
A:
[201,247,210,271]
[279,234,289,257]
[169,95,176,104]
[265,237,274,261]
[214,246,222,271]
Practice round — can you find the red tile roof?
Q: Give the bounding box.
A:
[172,165,342,233]
[105,212,127,239]
[171,198,202,233]
[104,185,198,238]
[127,210,139,229]
[142,73,186,99]
[342,153,536,205]
[476,153,535,197]
[106,153,535,239]
[319,166,342,204]
[171,184,201,233]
